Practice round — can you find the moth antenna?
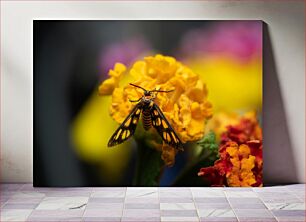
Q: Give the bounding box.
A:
[129,83,147,91]
[151,89,175,93]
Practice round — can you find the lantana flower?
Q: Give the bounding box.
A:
[99,54,213,166]
[220,112,262,145]
[206,111,261,142]
[198,114,262,187]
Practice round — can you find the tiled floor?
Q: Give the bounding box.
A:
[0,184,305,222]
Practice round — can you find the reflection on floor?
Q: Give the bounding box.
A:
[0,184,305,221]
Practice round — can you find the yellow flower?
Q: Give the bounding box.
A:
[186,56,262,112]
[99,54,213,166]
[99,54,212,143]
[99,63,127,96]
[71,92,132,184]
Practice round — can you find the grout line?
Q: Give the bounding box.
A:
[190,187,201,222]
[224,188,239,222]
[255,187,280,222]
[80,187,92,222]
[0,196,10,208]
[120,187,127,222]
[287,188,305,202]
[20,184,45,221]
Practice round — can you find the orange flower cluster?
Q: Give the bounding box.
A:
[198,116,262,187]
[99,55,213,167]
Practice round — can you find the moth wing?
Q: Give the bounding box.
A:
[151,103,184,150]
[108,102,143,147]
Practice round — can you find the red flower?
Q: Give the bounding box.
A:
[199,116,263,187]
[198,166,226,187]
[221,115,262,145]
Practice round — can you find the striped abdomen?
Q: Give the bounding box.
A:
[142,108,152,131]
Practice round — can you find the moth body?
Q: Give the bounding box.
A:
[142,107,152,131]
[107,83,184,150]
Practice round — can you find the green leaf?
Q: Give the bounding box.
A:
[197,131,219,159]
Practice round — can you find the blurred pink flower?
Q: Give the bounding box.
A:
[179,21,262,61]
[99,37,151,78]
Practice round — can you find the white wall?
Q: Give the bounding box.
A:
[1,1,305,183]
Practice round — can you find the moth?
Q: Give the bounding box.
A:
[108,83,184,150]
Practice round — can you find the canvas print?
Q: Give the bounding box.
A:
[34,20,262,187]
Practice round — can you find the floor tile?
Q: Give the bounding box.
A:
[7,197,44,204]
[199,217,238,222]
[2,203,39,209]
[159,188,190,192]
[253,186,289,193]
[160,197,194,203]
[1,196,10,205]
[230,202,267,209]
[228,197,262,204]
[159,189,192,198]
[83,209,123,217]
[162,216,199,222]
[237,217,277,222]
[89,197,124,203]
[276,217,306,222]
[126,188,158,198]
[265,202,305,210]
[1,184,24,191]
[0,209,32,221]
[36,196,88,210]
[234,209,274,218]
[194,197,228,203]
[160,203,196,210]
[86,202,123,209]
[91,190,125,198]
[225,191,258,198]
[83,217,121,222]
[125,203,160,209]
[126,187,158,191]
[91,187,126,192]
[191,188,225,197]
[10,191,45,199]
[223,187,253,191]
[29,209,84,217]
[258,192,301,203]
[286,184,305,190]
[196,202,231,209]
[122,217,161,221]
[271,209,305,217]
[30,187,92,197]
[122,209,160,217]
[125,198,159,203]
[27,217,83,221]
[161,210,198,217]
[198,209,235,217]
